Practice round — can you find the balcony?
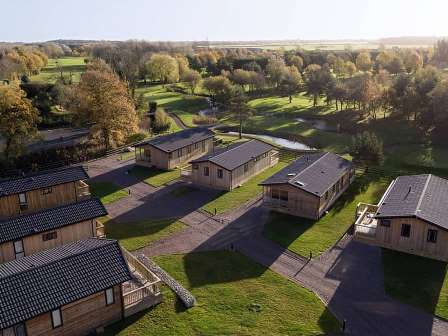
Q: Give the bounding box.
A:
[353,203,379,241]
[271,151,280,165]
[96,222,105,238]
[76,180,91,200]
[121,248,162,317]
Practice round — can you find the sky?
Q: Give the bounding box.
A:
[1,0,448,42]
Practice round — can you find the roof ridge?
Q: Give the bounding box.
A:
[209,140,252,161]
[415,174,432,216]
[291,152,328,183]
[0,165,86,185]
[0,238,116,280]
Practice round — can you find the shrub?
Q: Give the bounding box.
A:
[193,115,218,125]
[350,131,384,165]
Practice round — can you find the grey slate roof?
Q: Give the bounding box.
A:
[260,152,353,197]
[0,238,131,329]
[190,139,274,171]
[0,166,88,196]
[0,198,107,244]
[375,174,448,230]
[134,127,214,152]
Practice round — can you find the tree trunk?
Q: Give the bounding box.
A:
[239,114,243,139]
[289,95,292,103]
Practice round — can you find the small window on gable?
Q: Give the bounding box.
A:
[193,163,199,170]
[51,308,62,328]
[43,231,58,242]
[427,229,438,243]
[380,219,391,227]
[105,287,115,305]
[42,187,52,195]
[401,224,411,238]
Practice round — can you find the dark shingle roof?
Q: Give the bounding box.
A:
[190,139,274,171]
[260,152,353,196]
[0,238,131,329]
[375,174,448,230]
[0,198,107,243]
[134,128,214,152]
[0,166,88,196]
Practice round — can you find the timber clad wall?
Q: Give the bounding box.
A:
[263,170,353,219]
[137,137,214,170]
[359,217,448,261]
[0,182,79,219]
[190,149,277,190]
[25,285,122,336]
[0,219,97,263]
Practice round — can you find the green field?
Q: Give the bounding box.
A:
[30,57,86,83]
[263,176,390,257]
[103,217,185,251]
[129,166,181,187]
[382,249,448,320]
[105,251,340,336]
[135,85,208,126]
[89,181,129,205]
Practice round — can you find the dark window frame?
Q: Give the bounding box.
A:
[217,169,223,179]
[401,223,411,238]
[105,287,115,306]
[42,231,58,242]
[13,239,24,259]
[42,187,52,195]
[380,219,391,227]
[204,166,210,177]
[427,229,438,243]
[51,308,63,329]
[243,163,249,173]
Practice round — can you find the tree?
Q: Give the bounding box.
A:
[403,50,423,73]
[229,86,252,139]
[230,69,252,89]
[72,60,139,150]
[266,58,287,87]
[287,55,304,72]
[146,54,179,84]
[280,66,302,103]
[182,69,202,94]
[429,80,448,142]
[433,39,448,67]
[202,75,232,106]
[0,84,40,159]
[175,55,190,78]
[304,64,333,106]
[350,131,384,165]
[345,61,357,76]
[152,107,171,134]
[355,52,372,72]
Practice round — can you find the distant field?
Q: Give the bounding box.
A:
[205,43,432,51]
[30,56,86,83]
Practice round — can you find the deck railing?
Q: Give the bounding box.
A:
[123,281,161,307]
[76,180,91,200]
[96,223,105,238]
[353,203,379,239]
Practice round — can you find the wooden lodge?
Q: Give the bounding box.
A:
[354,174,448,261]
[260,152,355,220]
[0,238,162,336]
[134,127,215,170]
[0,166,90,219]
[0,198,107,263]
[182,139,279,191]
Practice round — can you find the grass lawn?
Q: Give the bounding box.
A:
[202,162,289,214]
[102,217,185,251]
[382,249,448,319]
[263,176,390,257]
[30,57,86,83]
[130,166,180,187]
[89,181,129,205]
[135,85,208,126]
[104,251,340,335]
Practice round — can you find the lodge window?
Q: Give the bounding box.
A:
[51,308,62,329]
[43,231,58,242]
[194,142,199,150]
[204,166,209,176]
[168,152,172,159]
[201,141,206,151]
[177,149,182,157]
[427,229,438,243]
[42,188,52,195]
[401,224,411,238]
[13,240,24,259]
[18,193,27,210]
[217,169,223,179]
[380,219,391,227]
[193,164,199,170]
[105,288,115,306]
[187,145,192,154]
[244,163,249,173]
[324,191,329,200]
[271,189,288,201]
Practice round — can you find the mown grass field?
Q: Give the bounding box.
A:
[130,166,181,187]
[104,251,340,336]
[30,56,86,83]
[382,249,448,320]
[263,175,390,257]
[102,217,185,251]
[88,181,129,205]
[135,85,208,126]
